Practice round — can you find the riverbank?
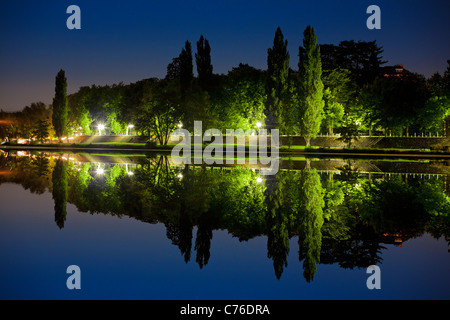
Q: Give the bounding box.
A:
[1,142,449,159]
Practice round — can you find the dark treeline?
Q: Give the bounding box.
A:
[1,27,449,144]
[1,154,449,282]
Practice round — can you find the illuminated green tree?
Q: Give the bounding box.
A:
[219,64,266,131]
[297,26,324,147]
[265,27,289,131]
[138,79,182,145]
[322,88,344,135]
[52,70,68,141]
[32,119,50,142]
[106,110,125,135]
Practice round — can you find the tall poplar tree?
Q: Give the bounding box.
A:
[297,168,324,282]
[265,27,289,131]
[298,26,324,147]
[52,158,68,229]
[179,40,194,97]
[195,35,213,90]
[52,69,68,141]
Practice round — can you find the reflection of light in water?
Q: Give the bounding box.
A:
[96,164,104,175]
[125,164,133,175]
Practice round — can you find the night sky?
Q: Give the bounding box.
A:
[1,0,449,112]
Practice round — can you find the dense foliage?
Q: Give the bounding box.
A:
[1,31,448,143]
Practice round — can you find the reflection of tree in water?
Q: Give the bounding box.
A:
[52,157,68,229]
[337,160,360,184]
[31,154,50,177]
[165,164,193,263]
[264,168,326,282]
[195,213,213,269]
[0,154,51,194]
[320,225,385,269]
[297,168,325,283]
[265,173,294,280]
[153,160,217,268]
[1,153,449,279]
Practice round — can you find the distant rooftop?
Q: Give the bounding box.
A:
[380,64,411,78]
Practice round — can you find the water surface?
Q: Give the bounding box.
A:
[0,151,449,299]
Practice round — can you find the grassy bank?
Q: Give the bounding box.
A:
[1,142,449,157]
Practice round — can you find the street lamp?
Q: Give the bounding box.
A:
[98,124,105,135]
[177,123,183,129]
[126,124,134,135]
[256,121,262,135]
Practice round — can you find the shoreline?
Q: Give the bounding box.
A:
[1,144,449,159]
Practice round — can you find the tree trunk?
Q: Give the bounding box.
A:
[305,159,311,169]
[305,137,311,147]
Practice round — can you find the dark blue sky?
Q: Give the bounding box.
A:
[1,0,449,112]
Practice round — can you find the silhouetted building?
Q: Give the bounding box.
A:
[380,64,411,79]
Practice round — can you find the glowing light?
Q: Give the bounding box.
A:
[256,177,263,183]
[177,173,183,179]
[125,164,134,175]
[98,124,105,135]
[177,123,183,129]
[256,122,262,128]
[96,164,104,175]
[126,124,134,135]
[17,139,27,144]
